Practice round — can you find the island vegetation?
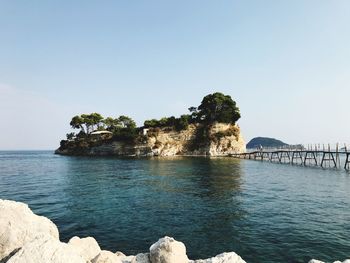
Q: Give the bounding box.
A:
[58,92,243,155]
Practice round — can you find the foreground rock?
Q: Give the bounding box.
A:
[150,236,188,263]
[0,199,247,263]
[6,199,349,263]
[68,236,101,261]
[6,235,85,263]
[0,200,59,261]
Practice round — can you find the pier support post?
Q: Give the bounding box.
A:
[345,153,350,170]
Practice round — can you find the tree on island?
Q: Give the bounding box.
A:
[118,115,136,129]
[65,92,240,144]
[70,115,85,133]
[70,113,104,134]
[194,92,241,124]
[143,92,240,129]
[69,113,137,139]
[103,117,122,133]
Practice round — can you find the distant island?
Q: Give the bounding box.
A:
[246,137,288,149]
[55,92,246,156]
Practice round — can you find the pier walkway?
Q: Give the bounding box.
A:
[232,144,350,171]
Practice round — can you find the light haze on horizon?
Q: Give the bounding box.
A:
[1,1,350,150]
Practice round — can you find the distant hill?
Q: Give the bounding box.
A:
[246,137,288,149]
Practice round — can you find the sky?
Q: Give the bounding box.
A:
[0,0,350,150]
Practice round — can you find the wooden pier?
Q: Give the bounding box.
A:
[232,144,350,171]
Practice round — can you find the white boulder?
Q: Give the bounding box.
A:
[0,199,59,261]
[191,252,246,263]
[149,236,188,263]
[68,236,101,261]
[6,235,85,263]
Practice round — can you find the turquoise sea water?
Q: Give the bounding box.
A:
[0,151,350,263]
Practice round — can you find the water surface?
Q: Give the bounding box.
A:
[0,151,349,263]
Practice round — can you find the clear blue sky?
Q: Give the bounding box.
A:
[1,0,349,150]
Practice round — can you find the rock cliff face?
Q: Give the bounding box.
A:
[55,123,246,157]
[0,199,246,263]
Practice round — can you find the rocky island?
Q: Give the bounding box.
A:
[246,137,288,149]
[55,92,246,157]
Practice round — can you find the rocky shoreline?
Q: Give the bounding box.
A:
[0,199,347,263]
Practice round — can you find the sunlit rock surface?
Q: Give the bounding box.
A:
[6,235,85,263]
[0,199,59,261]
[68,236,101,261]
[150,236,188,263]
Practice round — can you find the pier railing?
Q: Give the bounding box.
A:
[232,143,350,171]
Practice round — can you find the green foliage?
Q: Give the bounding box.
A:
[175,114,190,131]
[196,92,240,124]
[103,117,121,132]
[144,115,191,131]
[69,113,137,141]
[143,92,241,131]
[66,132,75,140]
[118,115,136,129]
[70,113,104,134]
[144,119,159,128]
[211,126,239,142]
[188,107,198,122]
[70,115,84,132]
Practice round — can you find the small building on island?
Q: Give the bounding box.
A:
[90,130,113,139]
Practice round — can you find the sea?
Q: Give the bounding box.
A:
[0,150,349,263]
